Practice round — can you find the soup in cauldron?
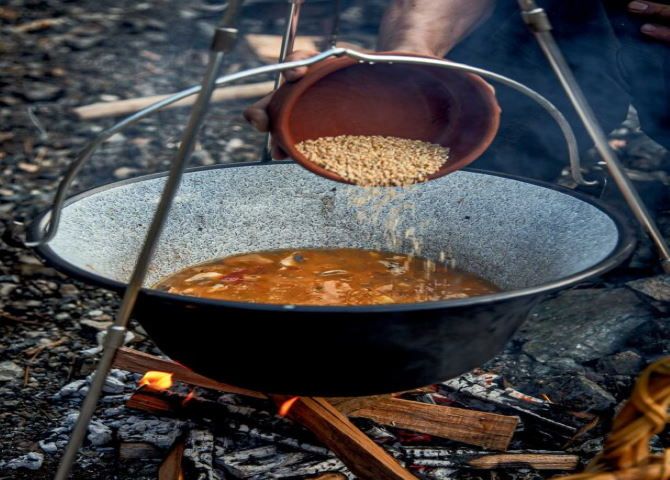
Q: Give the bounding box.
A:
[155,248,499,306]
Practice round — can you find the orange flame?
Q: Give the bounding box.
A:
[138,371,173,391]
[182,388,197,407]
[278,396,300,417]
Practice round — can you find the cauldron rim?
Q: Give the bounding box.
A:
[30,161,636,313]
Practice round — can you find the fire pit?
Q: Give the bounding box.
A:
[31,162,634,395]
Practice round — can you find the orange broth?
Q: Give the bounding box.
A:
[155,248,499,306]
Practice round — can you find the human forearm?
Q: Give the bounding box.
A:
[378,0,495,56]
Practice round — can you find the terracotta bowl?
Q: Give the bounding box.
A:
[268,52,502,184]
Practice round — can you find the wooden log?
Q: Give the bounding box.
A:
[159,439,185,480]
[73,81,274,120]
[401,447,578,470]
[271,395,418,480]
[467,452,578,470]
[114,348,517,449]
[332,396,518,451]
[113,347,267,399]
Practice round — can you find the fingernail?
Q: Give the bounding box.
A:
[629,1,649,12]
[641,23,656,33]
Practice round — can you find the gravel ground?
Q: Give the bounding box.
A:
[1,1,669,479]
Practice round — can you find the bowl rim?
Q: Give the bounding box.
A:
[30,161,636,313]
[269,53,502,185]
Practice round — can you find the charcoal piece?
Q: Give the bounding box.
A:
[183,429,222,480]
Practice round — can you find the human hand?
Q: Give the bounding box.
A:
[628,1,670,44]
[243,49,318,159]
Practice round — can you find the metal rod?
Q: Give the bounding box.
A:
[519,0,670,272]
[28,48,595,248]
[261,0,305,162]
[52,28,235,480]
[329,0,342,48]
[274,0,304,90]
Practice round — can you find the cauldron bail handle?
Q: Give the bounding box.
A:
[26,55,594,249]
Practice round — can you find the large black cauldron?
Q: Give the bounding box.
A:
[31,162,634,396]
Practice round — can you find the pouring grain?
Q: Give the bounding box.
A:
[296,135,450,187]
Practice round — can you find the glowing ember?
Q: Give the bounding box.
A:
[138,371,173,391]
[182,388,196,406]
[278,396,300,417]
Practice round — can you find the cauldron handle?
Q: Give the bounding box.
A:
[25,50,594,248]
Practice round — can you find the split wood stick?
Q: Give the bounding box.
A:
[271,395,418,480]
[114,348,518,449]
[467,453,579,470]
[158,439,185,480]
[113,347,267,399]
[73,81,274,120]
[333,396,518,451]
[402,447,578,470]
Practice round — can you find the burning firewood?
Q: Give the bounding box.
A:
[129,388,415,480]
[331,396,518,450]
[129,389,579,479]
[114,348,518,449]
[113,348,266,399]
[271,395,418,480]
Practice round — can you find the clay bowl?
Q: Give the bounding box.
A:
[268,52,501,184]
